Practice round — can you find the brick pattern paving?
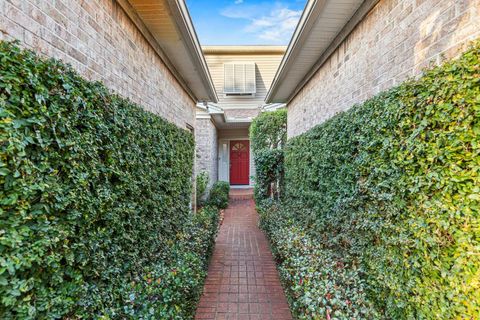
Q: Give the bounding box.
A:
[195,198,292,320]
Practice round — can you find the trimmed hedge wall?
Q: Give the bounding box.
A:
[249,109,287,201]
[118,205,219,319]
[259,41,480,319]
[0,41,216,319]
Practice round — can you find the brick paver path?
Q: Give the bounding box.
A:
[195,198,292,320]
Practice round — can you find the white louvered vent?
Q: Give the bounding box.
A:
[224,63,256,95]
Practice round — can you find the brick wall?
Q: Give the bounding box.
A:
[224,108,260,119]
[288,0,480,137]
[195,118,218,190]
[0,0,195,129]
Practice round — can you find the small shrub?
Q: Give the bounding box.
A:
[253,149,284,200]
[250,109,287,151]
[207,181,230,209]
[196,171,209,206]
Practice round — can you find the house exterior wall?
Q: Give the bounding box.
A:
[198,48,284,187]
[0,0,196,129]
[195,117,218,190]
[204,51,284,109]
[287,0,480,137]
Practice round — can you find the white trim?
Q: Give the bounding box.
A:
[261,103,286,111]
[218,138,255,187]
[230,185,253,189]
[118,0,218,103]
[265,0,380,104]
[203,46,287,54]
[218,140,230,183]
[167,0,218,102]
[221,105,262,110]
[265,0,321,103]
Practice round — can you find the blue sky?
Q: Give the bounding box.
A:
[186,0,307,45]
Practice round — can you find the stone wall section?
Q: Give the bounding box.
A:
[195,118,218,191]
[288,0,480,137]
[0,0,195,129]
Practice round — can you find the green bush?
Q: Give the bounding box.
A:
[0,41,215,319]
[260,41,480,319]
[250,109,287,151]
[207,181,230,209]
[252,149,284,201]
[249,110,287,201]
[196,171,209,206]
[258,202,381,320]
[121,205,219,319]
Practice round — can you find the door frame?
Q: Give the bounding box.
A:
[229,140,250,185]
[218,138,253,186]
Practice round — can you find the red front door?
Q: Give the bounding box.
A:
[230,140,250,185]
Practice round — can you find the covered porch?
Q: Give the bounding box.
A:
[196,103,262,188]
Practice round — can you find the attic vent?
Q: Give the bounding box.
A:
[224,63,256,95]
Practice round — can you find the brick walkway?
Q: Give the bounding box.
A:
[195,198,292,320]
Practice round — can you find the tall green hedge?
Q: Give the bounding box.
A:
[249,109,287,200]
[260,41,480,319]
[0,41,214,319]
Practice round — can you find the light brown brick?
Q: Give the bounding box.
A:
[287,0,480,138]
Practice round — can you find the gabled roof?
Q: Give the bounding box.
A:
[203,46,287,55]
[266,0,380,104]
[118,0,218,102]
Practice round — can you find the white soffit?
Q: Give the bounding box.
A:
[266,0,379,103]
[123,0,217,102]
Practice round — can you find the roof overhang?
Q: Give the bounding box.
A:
[203,46,287,55]
[266,0,380,104]
[117,0,218,103]
[196,103,253,129]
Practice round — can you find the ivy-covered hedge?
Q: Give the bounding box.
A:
[207,181,230,209]
[0,41,217,319]
[259,41,480,319]
[117,205,219,319]
[252,148,284,200]
[249,109,287,201]
[124,207,219,320]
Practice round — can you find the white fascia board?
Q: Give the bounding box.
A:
[167,0,218,102]
[266,0,380,104]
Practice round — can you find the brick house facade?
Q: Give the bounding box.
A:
[0,0,216,129]
[266,0,480,137]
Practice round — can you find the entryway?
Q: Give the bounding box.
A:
[229,140,250,185]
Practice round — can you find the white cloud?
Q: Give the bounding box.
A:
[245,7,301,43]
[234,0,243,4]
[220,3,302,44]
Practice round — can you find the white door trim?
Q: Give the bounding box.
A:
[218,137,254,186]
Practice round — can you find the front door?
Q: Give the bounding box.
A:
[230,140,250,185]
